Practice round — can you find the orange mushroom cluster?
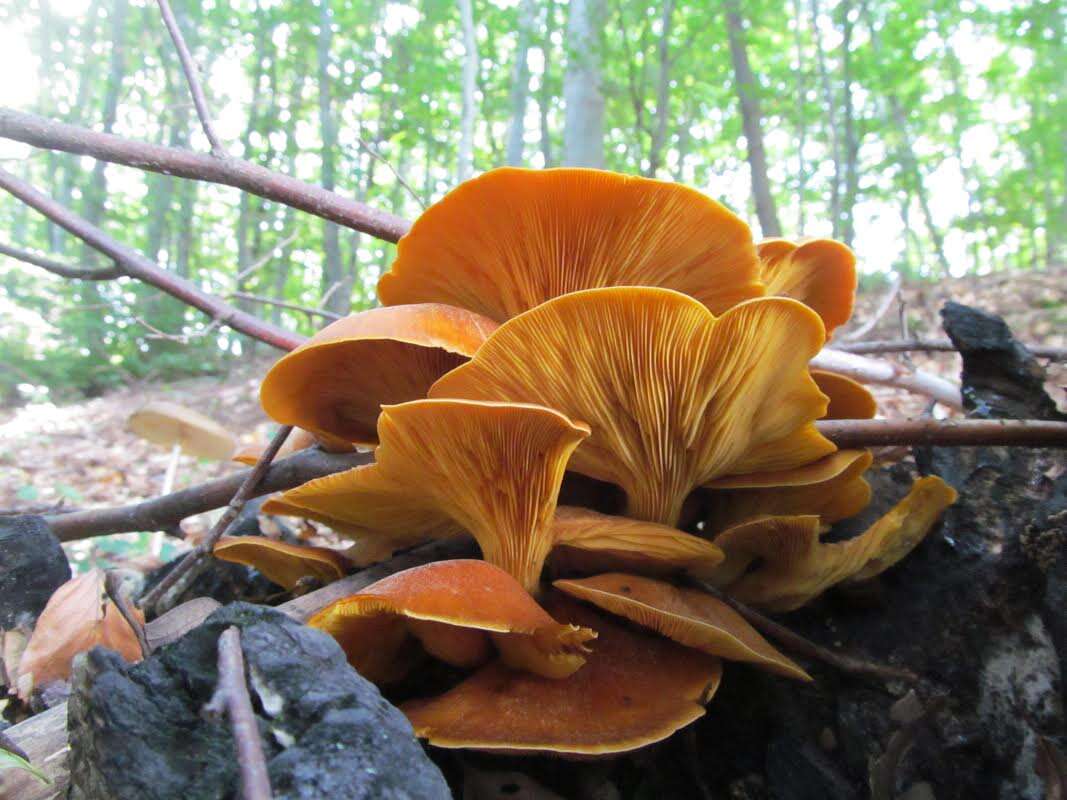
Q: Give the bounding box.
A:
[237,168,956,756]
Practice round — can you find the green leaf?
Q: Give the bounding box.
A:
[56,483,84,502]
[16,485,38,502]
[0,748,51,786]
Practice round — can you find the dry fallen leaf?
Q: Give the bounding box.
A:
[17,569,144,699]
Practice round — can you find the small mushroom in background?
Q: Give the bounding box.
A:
[127,401,236,495]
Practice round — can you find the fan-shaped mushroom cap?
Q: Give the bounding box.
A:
[702,450,873,533]
[709,476,958,611]
[232,428,354,466]
[259,304,499,444]
[127,401,235,459]
[402,594,722,755]
[377,168,764,322]
[430,287,833,526]
[212,536,350,590]
[757,238,857,337]
[309,561,595,683]
[267,399,590,591]
[550,506,724,576]
[554,573,809,681]
[812,371,877,420]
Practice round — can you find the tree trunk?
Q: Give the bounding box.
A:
[839,0,859,247]
[645,0,676,177]
[457,0,478,180]
[505,0,535,166]
[317,0,348,315]
[792,0,808,235]
[724,0,781,236]
[562,0,606,168]
[538,1,558,167]
[809,0,841,238]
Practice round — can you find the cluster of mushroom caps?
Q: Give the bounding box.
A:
[220,169,957,756]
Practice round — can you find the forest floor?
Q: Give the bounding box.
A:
[1,267,1063,572]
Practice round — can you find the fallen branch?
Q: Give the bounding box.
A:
[44,447,372,541]
[0,108,410,243]
[836,337,1066,361]
[694,579,920,684]
[202,627,273,800]
[817,418,1067,449]
[139,425,294,615]
[0,241,122,280]
[814,347,962,408]
[0,167,305,351]
[104,571,151,659]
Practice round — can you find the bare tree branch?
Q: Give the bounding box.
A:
[0,241,121,280]
[156,0,226,156]
[836,337,1066,361]
[202,627,273,800]
[0,167,306,351]
[814,347,963,408]
[0,108,410,243]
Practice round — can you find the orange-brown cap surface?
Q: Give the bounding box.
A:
[260,303,499,444]
[378,168,763,321]
[212,536,350,589]
[402,594,722,755]
[127,401,235,459]
[554,573,810,681]
[232,428,354,466]
[430,288,832,526]
[757,238,857,337]
[309,560,595,682]
[812,370,877,420]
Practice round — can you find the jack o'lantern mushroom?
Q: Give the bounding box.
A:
[212,536,351,590]
[259,303,498,445]
[308,560,595,682]
[231,427,354,467]
[401,594,723,756]
[377,167,764,322]
[812,370,877,420]
[430,287,834,526]
[127,401,236,494]
[756,238,857,338]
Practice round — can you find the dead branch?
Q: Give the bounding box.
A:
[202,627,273,800]
[0,167,306,351]
[103,571,151,659]
[814,347,963,408]
[817,418,1067,449]
[139,425,294,615]
[836,337,1066,361]
[44,447,371,541]
[229,292,342,321]
[843,274,901,341]
[156,0,225,156]
[693,579,920,684]
[0,108,410,243]
[0,241,122,280]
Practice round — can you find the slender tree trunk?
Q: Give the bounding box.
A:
[505,0,535,166]
[809,0,841,238]
[839,0,859,247]
[458,0,478,180]
[539,1,558,167]
[562,0,606,167]
[724,0,781,236]
[645,0,676,177]
[317,0,348,315]
[792,0,808,234]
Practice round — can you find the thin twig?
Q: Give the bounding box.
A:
[817,418,1067,449]
[843,274,901,341]
[317,280,344,312]
[0,167,305,351]
[354,137,427,210]
[138,425,295,615]
[0,108,411,243]
[103,570,151,659]
[235,233,298,284]
[156,0,225,155]
[836,337,1066,360]
[230,292,342,321]
[133,315,223,344]
[0,241,122,280]
[693,579,921,684]
[202,627,273,800]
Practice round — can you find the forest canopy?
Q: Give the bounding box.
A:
[0,0,1062,401]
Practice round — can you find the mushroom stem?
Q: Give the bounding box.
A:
[161,441,182,495]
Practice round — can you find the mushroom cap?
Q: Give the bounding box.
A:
[812,370,877,420]
[702,449,874,532]
[553,573,810,681]
[266,399,590,592]
[430,287,832,526]
[377,167,764,322]
[309,560,595,682]
[550,506,724,576]
[212,536,350,590]
[402,594,722,755]
[260,303,499,444]
[757,238,857,337]
[710,476,958,611]
[232,428,354,467]
[127,401,235,459]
